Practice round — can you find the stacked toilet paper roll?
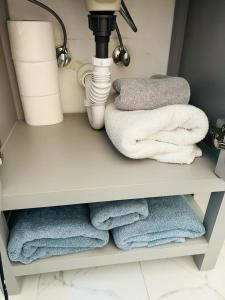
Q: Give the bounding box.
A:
[8,21,63,126]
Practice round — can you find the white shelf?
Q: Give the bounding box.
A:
[0,114,224,211]
[12,237,208,276]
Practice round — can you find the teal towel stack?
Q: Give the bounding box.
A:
[89,199,149,230]
[111,196,205,250]
[7,205,109,264]
[7,196,205,264]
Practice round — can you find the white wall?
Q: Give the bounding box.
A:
[7,0,175,113]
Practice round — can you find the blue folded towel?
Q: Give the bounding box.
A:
[89,199,149,230]
[8,205,109,264]
[112,196,205,250]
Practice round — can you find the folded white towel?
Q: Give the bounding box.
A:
[105,103,209,164]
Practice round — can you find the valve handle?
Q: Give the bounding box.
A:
[210,124,225,150]
[120,0,137,32]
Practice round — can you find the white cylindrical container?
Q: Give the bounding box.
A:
[21,94,63,126]
[7,21,56,62]
[14,60,59,97]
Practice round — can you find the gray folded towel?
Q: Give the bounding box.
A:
[113,75,190,111]
[89,199,149,230]
[8,205,109,264]
[111,196,205,250]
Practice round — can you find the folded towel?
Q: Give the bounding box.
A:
[113,76,190,111]
[7,205,109,264]
[105,103,209,164]
[112,196,205,250]
[89,199,149,230]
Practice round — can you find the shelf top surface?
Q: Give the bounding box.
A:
[0,114,224,210]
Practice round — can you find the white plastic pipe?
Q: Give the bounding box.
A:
[84,57,112,130]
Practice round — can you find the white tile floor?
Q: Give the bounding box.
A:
[1,245,225,300]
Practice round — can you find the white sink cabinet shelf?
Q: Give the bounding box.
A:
[0,114,225,295]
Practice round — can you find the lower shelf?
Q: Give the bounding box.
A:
[12,237,208,277]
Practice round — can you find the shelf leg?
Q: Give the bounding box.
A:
[0,212,23,294]
[0,181,22,295]
[194,191,225,271]
[194,192,211,214]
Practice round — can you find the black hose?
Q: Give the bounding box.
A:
[0,255,8,300]
[27,0,67,50]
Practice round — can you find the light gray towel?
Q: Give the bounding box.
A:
[8,205,109,264]
[89,199,149,230]
[111,196,205,250]
[113,75,190,111]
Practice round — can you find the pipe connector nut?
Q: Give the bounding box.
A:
[92,57,113,67]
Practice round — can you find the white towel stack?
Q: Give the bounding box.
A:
[105,77,209,164]
[8,21,63,126]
